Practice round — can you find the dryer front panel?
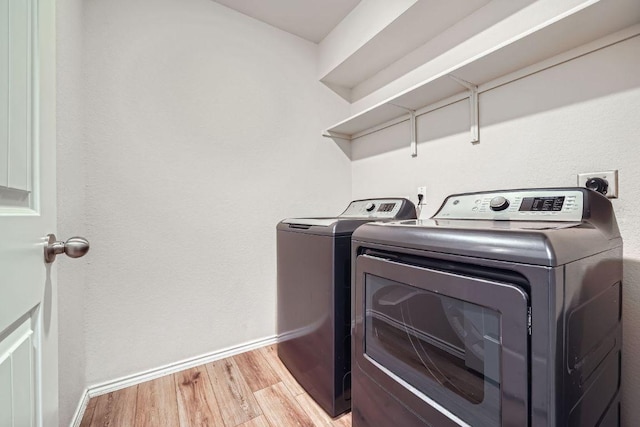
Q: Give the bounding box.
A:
[353,253,530,427]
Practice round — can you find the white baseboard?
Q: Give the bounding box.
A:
[69,390,91,427]
[69,335,278,427]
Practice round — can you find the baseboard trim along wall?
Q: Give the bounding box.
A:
[69,335,278,427]
[69,392,91,427]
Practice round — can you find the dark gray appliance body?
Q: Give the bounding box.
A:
[351,188,622,427]
[277,198,416,417]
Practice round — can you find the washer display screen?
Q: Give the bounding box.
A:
[519,196,565,211]
[377,203,396,212]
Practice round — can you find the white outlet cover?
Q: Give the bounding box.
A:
[577,170,618,198]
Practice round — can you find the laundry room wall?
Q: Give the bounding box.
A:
[57,0,350,422]
[350,35,640,423]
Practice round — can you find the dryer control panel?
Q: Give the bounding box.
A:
[433,189,585,221]
[340,198,411,219]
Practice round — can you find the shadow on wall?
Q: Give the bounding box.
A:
[333,137,352,159]
[621,258,640,424]
[348,35,640,161]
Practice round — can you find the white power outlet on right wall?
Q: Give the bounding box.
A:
[577,170,619,198]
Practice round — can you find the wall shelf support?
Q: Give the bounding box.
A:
[389,104,417,157]
[409,110,417,157]
[449,75,479,144]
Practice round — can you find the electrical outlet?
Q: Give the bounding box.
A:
[417,186,427,199]
[577,170,618,198]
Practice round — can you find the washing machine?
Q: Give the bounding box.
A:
[277,198,416,417]
[351,188,622,427]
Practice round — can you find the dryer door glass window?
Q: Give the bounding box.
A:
[365,274,501,426]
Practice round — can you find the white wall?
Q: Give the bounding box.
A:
[351,35,640,424]
[57,0,350,421]
[56,0,87,425]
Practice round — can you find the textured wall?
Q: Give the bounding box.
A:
[56,0,87,425]
[75,0,350,392]
[351,36,640,424]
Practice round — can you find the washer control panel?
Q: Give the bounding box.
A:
[433,190,584,221]
[340,198,406,218]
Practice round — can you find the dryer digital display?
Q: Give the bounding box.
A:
[519,196,565,212]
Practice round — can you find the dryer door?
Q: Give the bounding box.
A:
[354,254,530,427]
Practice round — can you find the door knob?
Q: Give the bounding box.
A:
[44,234,90,263]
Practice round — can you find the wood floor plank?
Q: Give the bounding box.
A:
[254,382,315,427]
[135,374,179,427]
[87,397,98,412]
[79,397,97,427]
[238,415,270,427]
[78,347,350,427]
[89,386,138,427]
[258,345,305,396]
[332,413,352,427]
[295,393,334,427]
[175,366,224,427]
[204,357,262,426]
[294,393,351,427]
[233,350,280,392]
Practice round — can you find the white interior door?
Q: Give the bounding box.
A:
[0,1,58,426]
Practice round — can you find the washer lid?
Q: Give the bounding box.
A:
[279,217,385,236]
[278,198,417,236]
[281,218,339,227]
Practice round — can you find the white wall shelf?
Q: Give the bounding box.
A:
[323,0,640,146]
[318,0,490,90]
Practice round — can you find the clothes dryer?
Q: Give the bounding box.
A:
[351,188,622,427]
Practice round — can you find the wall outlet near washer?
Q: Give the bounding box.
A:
[577,170,618,198]
[417,186,427,199]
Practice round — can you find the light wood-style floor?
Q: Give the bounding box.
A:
[80,344,352,427]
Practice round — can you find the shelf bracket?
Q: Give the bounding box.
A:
[409,110,417,157]
[449,75,479,144]
[389,103,417,157]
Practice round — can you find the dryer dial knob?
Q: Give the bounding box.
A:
[365,202,376,212]
[490,196,510,211]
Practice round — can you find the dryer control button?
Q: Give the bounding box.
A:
[489,196,510,211]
